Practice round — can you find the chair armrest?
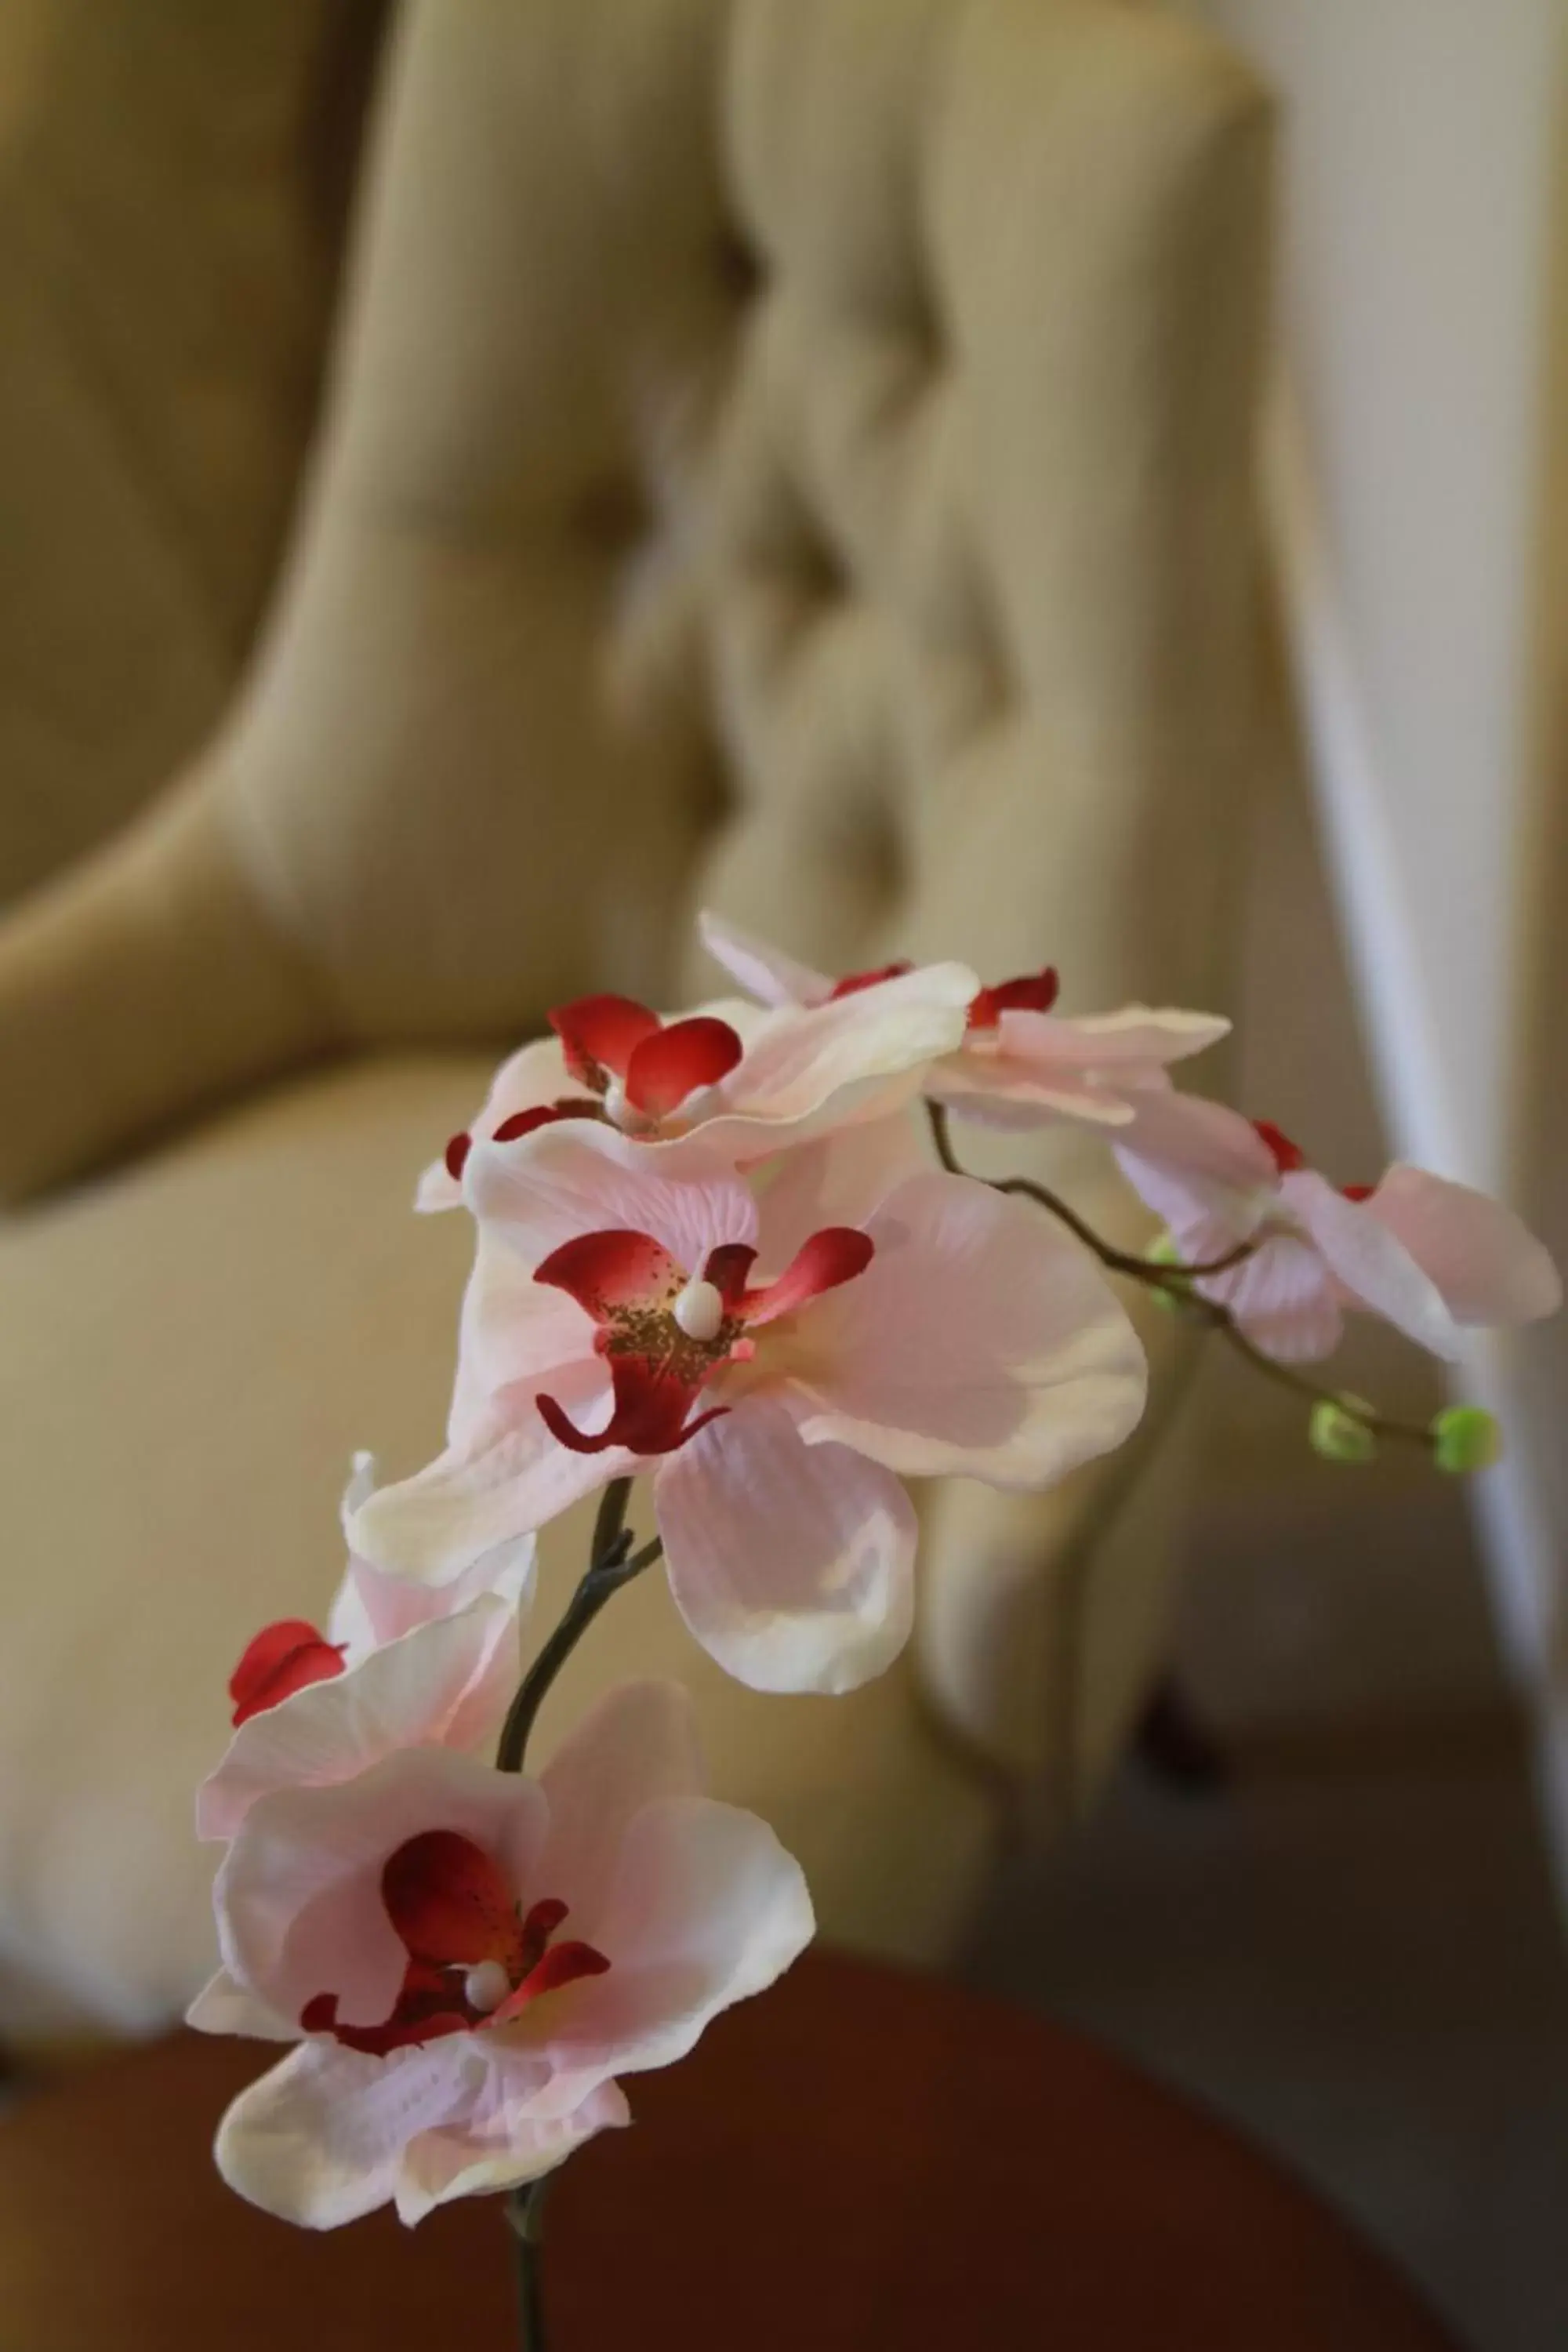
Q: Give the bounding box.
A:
[0,775,333,1206]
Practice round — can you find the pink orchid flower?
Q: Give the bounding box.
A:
[197,1458,534,1843]
[1113,1092,1562,1363]
[416,962,978,1210]
[190,1680,812,2228]
[351,1120,1146,1694]
[698,910,1229,1132]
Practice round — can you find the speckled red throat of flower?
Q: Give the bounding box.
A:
[302,1831,609,2056]
[532,1225,875,1457]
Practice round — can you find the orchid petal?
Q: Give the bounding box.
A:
[464,1123,756,1283]
[447,1224,597,1450]
[931,1053,1138,1127]
[1284,1171,1464,1359]
[612,971,968,1172]
[998,1004,1231,1069]
[329,1461,536,1652]
[1200,1232,1346,1361]
[527,1795,814,2095]
[1361,1165,1562,1328]
[198,1595,526,1842]
[653,1397,916,1693]
[216,2037,482,2229]
[1112,1090,1279,1247]
[696,909,833,1007]
[728,965,975,1123]
[415,1037,586,1213]
[349,1367,632,1585]
[748,1115,927,1266]
[187,1967,296,2042]
[393,2074,630,2224]
[792,1173,1146,1487]
[535,1681,705,1939]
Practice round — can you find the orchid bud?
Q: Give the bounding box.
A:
[1143,1230,1185,1315]
[1309,1397,1377,1465]
[1431,1404,1503,1474]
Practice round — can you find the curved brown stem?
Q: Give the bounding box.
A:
[491,1486,662,2335]
[494,1484,662,1776]
[925,1102,1255,1283]
[924,1099,1436,1454]
[1194,1304,1434,1446]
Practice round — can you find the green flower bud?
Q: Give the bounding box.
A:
[1309,1396,1377,1465]
[1142,1230,1187,1315]
[1431,1404,1503,1475]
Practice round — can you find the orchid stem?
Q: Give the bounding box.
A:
[494,1487,658,2340]
[495,1479,663,1775]
[507,2178,550,2350]
[924,1100,1436,1454]
[1191,1302,1434,1446]
[924,1102,1253,1281]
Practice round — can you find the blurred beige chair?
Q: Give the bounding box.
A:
[0,0,1270,2046]
[0,0,384,910]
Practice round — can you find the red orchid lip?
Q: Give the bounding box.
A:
[622,1016,742,1120]
[547,996,744,1124]
[228,1621,347,1727]
[1253,1120,1307,1176]
[492,1101,605,1144]
[532,1224,875,1457]
[535,1230,691,1320]
[967,967,1059,1029]
[302,1833,610,2057]
[549,995,662,1090]
[827,960,914,1002]
[383,1830,529,1972]
[735,1228,875,1324]
[538,1375,731,1457]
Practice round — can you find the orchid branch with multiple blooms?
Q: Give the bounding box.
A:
[191,912,1559,2343]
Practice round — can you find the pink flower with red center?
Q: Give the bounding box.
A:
[417,961,978,1210]
[191,1681,812,2228]
[198,1461,535,1843]
[353,1119,1146,1694]
[1112,1093,1562,1363]
[698,911,1229,1131]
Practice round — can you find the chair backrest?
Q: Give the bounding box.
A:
[224,0,1273,1042]
[0,0,1271,1200]
[0,0,1272,1780]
